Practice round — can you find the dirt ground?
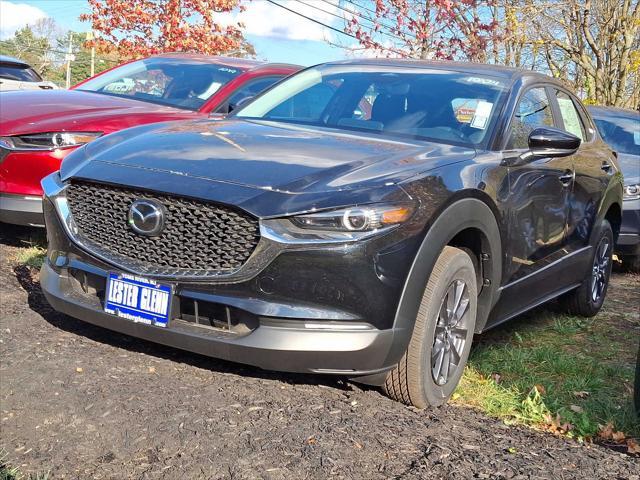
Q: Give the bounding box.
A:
[1,225,638,479]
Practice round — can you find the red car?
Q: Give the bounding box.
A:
[0,54,299,226]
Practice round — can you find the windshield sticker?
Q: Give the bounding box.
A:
[464,77,502,87]
[218,67,238,74]
[470,101,493,129]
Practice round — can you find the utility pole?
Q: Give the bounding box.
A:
[65,32,75,89]
[86,31,95,77]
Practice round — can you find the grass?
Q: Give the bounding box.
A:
[12,231,47,269]
[15,246,46,269]
[454,300,640,441]
[0,451,48,480]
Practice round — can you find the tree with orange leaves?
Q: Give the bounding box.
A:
[80,0,251,60]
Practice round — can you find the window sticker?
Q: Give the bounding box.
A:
[198,82,222,99]
[634,131,640,146]
[470,100,493,129]
[557,97,583,139]
[464,77,502,87]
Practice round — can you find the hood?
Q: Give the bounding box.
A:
[617,153,640,185]
[0,89,198,136]
[65,118,476,196]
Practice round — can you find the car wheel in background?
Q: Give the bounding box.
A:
[561,220,614,317]
[384,246,478,408]
[621,255,640,274]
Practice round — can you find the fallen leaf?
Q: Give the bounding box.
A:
[148,367,156,373]
[572,391,590,398]
[569,405,584,413]
[306,436,316,445]
[507,447,517,454]
[597,423,627,444]
[491,373,502,384]
[534,384,546,395]
[76,367,83,373]
[627,438,640,455]
[353,441,362,449]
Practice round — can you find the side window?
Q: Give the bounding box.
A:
[507,87,554,149]
[555,91,585,141]
[215,76,283,114]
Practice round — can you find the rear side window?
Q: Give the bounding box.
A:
[555,90,585,140]
[0,64,42,82]
[507,87,554,149]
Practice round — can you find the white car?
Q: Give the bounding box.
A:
[0,55,58,91]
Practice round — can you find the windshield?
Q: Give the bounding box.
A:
[592,111,640,157]
[235,65,508,147]
[0,64,42,82]
[76,58,243,110]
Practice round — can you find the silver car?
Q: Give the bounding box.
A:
[0,55,57,92]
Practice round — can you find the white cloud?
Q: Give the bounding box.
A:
[0,0,48,39]
[221,0,347,42]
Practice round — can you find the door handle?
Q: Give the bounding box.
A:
[558,172,574,186]
[601,162,612,172]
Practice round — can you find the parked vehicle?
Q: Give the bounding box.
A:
[40,60,623,408]
[588,106,640,272]
[0,55,57,92]
[0,54,299,226]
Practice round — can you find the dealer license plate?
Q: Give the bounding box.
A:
[104,272,172,327]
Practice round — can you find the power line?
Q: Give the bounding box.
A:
[293,0,401,43]
[318,0,401,34]
[264,0,407,56]
[264,0,359,40]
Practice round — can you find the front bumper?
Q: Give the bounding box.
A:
[616,197,640,256]
[40,261,397,377]
[40,175,422,380]
[0,146,74,226]
[0,193,44,226]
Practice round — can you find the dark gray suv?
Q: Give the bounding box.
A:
[40,60,623,407]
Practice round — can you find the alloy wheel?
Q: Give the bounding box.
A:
[431,279,471,386]
[590,237,611,303]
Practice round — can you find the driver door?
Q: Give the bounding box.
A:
[500,86,573,312]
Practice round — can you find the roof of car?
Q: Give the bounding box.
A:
[587,105,640,118]
[0,55,30,67]
[322,58,558,82]
[151,53,300,71]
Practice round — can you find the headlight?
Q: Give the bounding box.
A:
[624,184,639,201]
[0,132,102,151]
[260,204,415,244]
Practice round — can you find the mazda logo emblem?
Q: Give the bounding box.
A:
[128,199,165,236]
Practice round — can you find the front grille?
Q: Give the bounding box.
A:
[65,181,260,277]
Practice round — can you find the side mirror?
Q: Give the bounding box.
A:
[228,95,255,114]
[527,127,581,159]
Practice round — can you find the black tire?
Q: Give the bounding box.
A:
[561,220,614,317]
[383,246,478,408]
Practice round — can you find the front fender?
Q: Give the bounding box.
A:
[381,197,503,368]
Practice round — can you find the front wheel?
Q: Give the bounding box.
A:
[560,220,613,317]
[384,246,478,408]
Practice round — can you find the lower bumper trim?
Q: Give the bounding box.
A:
[40,261,397,380]
[0,193,44,226]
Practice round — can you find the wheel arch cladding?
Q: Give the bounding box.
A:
[383,197,503,367]
[604,202,621,242]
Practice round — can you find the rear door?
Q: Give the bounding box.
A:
[551,89,613,259]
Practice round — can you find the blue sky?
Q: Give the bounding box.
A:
[0,0,353,65]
